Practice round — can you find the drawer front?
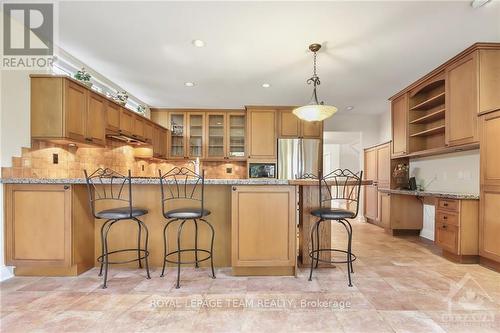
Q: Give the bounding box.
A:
[435,222,459,254]
[436,211,459,226]
[437,198,459,212]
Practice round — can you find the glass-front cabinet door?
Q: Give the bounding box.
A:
[169,112,186,158]
[207,113,226,159]
[227,112,246,159]
[188,113,204,158]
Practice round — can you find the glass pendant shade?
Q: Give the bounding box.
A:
[293,104,338,122]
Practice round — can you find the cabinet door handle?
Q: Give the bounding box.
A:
[443,216,448,220]
[443,203,449,207]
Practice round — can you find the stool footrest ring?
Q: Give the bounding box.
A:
[309,248,357,264]
[164,248,212,265]
[97,248,149,265]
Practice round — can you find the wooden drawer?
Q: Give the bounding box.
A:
[435,222,459,254]
[437,198,459,212]
[436,210,459,226]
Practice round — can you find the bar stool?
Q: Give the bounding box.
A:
[308,169,363,287]
[84,168,151,288]
[159,167,215,288]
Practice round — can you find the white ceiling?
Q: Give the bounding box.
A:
[58,1,500,114]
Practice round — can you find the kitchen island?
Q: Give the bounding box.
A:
[2,178,370,277]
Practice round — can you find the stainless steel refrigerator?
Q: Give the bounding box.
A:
[278,138,321,179]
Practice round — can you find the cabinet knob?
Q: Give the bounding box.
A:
[443,216,448,220]
[442,225,447,229]
[64,185,70,190]
[232,187,237,191]
[443,203,448,207]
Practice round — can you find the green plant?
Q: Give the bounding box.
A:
[74,68,91,82]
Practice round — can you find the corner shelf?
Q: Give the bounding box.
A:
[409,108,446,124]
[410,92,445,111]
[410,125,445,137]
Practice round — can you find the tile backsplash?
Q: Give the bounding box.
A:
[1,140,247,179]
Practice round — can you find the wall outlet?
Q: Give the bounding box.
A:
[52,153,58,164]
[226,167,232,174]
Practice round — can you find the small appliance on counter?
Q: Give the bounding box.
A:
[248,162,276,178]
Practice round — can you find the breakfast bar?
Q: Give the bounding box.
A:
[3,177,370,277]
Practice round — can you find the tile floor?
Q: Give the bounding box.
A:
[1,221,500,332]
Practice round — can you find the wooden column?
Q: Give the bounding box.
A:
[298,185,333,267]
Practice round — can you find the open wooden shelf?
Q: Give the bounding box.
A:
[410,92,445,111]
[410,125,445,137]
[410,108,445,124]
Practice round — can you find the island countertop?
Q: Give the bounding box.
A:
[0,178,373,186]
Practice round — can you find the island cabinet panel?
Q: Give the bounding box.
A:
[247,108,277,159]
[4,184,94,276]
[364,185,378,221]
[391,94,408,157]
[445,53,478,147]
[231,186,296,275]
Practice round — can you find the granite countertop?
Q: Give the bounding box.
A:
[0,178,290,185]
[378,188,479,200]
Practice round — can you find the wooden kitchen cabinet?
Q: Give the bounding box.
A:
[31,76,106,147]
[364,148,378,182]
[364,185,378,221]
[231,185,296,275]
[479,110,500,267]
[391,94,408,157]
[247,107,277,159]
[445,53,478,146]
[278,109,323,139]
[143,120,153,144]
[86,92,107,146]
[105,100,121,132]
[119,107,134,136]
[133,114,145,140]
[188,112,205,158]
[435,198,479,263]
[479,49,500,114]
[379,192,391,229]
[377,143,391,188]
[4,184,94,276]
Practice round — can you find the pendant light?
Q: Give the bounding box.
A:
[293,43,338,122]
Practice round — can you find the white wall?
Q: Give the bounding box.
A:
[409,150,480,194]
[378,109,391,143]
[324,113,381,149]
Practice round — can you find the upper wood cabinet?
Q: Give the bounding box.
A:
[376,143,391,188]
[445,53,478,147]
[205,111,246,161]
[31,76,106,147]
[364,148,378,182]
[119,107,134,136]
[188,112,205,158]
[247,108,277,159]
[143,120,153,144]
[391,94,408,157]
[105,101,121,132]
[231,185,296,271]
[480,111,500,187]
[278,109,323,139]
[133,115,145,140]
[479,49,500,114]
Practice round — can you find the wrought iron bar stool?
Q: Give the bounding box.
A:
[159,167,216,288]
[84,168,151,288]
[308,169,363,287]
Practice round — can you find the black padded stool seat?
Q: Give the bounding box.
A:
[164,208,211,219]
[96,207,148,219]
[311,208,355,220]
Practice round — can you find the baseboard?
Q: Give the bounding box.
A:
[232,266,295,276]
[442,250,479,264]
[391,229,421,236]
[479,256,500,273]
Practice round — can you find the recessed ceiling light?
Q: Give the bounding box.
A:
[346,106,354,111]
[262,83,271,88]
[184,82,195,87]
[192,39,205,47]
